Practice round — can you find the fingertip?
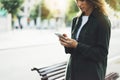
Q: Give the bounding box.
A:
[63,34,67,37]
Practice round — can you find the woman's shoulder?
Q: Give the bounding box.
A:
[91,9,111,30]
[97,13,109,21]
[72,17,78,21]
[97,14,111,27]
[72,17,79,24]
[91,10,110,26]
[96,14,111,32]
[91,9,109,21]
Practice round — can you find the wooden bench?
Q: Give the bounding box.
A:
[31,61,119,80]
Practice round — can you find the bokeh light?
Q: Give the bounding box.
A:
[45,0,67,13]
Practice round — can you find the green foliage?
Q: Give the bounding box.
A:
[65,0,79,22]
[0,7,7,16]
[30,5,39,20]
[41,0,50,20]
[106,0,120,11]
[0,0,24,15]
[29,0,50,20]
[67,0,79,14]
[0,2,3,7]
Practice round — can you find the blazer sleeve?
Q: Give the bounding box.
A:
[64,17,77,54]
[74,16,111,62]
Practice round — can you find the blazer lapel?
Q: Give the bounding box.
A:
[72,17,82,39]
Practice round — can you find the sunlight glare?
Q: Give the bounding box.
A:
[45,0,67,13]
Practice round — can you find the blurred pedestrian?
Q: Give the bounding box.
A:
[58,0,111,80]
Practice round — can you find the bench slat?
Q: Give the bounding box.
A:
[41,72,65,80]
[39,62,67,73]
[46,69,65,77]
[48,72,65,80]
[40,65,66,76]
[105,72,119,80]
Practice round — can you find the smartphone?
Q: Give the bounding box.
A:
[55,33,65,39]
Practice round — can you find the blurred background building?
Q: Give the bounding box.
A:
[0,0,120,31]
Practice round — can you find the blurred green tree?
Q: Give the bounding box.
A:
[30,5,39,20]
[0,2,3,7]
[30,0,50,20]
[65,0,79,26]
[0,0,24,16]
[41,0,50,20]
[0,0,24,28]
[106,0,120,11]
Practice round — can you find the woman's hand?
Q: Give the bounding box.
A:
[59,34,78,48]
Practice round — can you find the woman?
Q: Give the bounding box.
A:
[59,0,111,80]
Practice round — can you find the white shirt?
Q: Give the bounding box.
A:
[76,16,89,40]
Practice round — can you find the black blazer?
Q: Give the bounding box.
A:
[65,9,111,80]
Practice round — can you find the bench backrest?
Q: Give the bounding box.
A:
[31,61,119,80]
